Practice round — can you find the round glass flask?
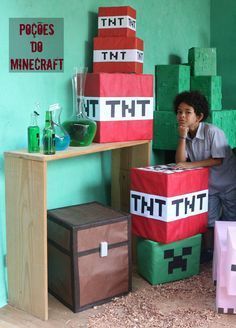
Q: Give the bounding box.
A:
[62,67,97,146]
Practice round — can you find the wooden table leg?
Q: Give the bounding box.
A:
[5,156,48,320]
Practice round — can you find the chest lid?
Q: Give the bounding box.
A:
[47,201,129,229]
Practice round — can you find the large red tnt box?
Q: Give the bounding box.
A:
[130,165,209,244]
[93,37,143,73]
[98,6,136,37]
[84,73,153,143]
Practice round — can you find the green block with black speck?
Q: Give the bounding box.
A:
[155,65,190,111]
[191,76,222,110]
[153,111,178,150]
[207,109,236,148]
[188,47,217,76]
[137,234,201,285]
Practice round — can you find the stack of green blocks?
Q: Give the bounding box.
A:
[153,64,190,150]
[137,234,201,285]
[189,47,236,148]
[153,47,236,150]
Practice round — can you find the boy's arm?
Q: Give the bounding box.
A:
[175,137,187,163]
[175,125,188,163]
[175,157,223,169]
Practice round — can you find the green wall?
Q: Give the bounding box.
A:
[211,0,236,108]
[0,0,210,307]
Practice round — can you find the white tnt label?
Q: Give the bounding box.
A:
[83,97,153,121]
[130,190,208,222]
[93,49,144,63]
[98,15,136,30]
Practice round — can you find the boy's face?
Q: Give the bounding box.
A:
[176,102,203,131]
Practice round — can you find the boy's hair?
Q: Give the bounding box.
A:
[173,90,209,121]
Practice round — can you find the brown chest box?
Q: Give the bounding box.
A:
[47,202,132,312]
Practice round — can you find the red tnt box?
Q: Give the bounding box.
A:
[84,73,153,143]
[130,165,209,244]
[98,6,136,37]
[93,36,143,73]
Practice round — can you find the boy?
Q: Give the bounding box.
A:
[173,91,236,261]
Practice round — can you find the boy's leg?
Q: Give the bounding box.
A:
[221,188,236,221]
[201,193,221,263]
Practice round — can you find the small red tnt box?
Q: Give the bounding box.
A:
[130,165,209,244]
[93,36,143,73]
[84,73,153,142]
[98,6,136,37]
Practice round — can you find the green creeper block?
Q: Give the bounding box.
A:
[155,65,190,110]
[137,234,201,285]
[188,47,217,76]
[191,76,222,110]
[207,109,236,148]
[153,111,178,150]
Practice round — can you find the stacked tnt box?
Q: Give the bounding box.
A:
[153,47,236,151]
[130,164,209,285]
[84,6,154,142]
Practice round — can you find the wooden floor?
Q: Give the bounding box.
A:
[0,270,147,328]
[0,294,102,328]
[0,266,236,328]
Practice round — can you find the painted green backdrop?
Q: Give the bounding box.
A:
[211,0,236,109]
[0,0,212,307]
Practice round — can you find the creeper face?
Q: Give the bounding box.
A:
[164,247,192,274]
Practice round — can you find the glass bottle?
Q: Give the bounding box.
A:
[49,103,70,151]
[62,67,97,146]
[43,110,56,155]
[28,108,40,153]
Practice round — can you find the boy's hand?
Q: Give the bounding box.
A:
[175,161,196,169]
[178,124,189,138]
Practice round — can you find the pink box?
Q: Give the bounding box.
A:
[131,165,209,244]
[213,221,236,314]
[84,73,153,143]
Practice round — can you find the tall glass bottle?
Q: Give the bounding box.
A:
[43,110,56,155]
[28,110,40,153]
[62,67,97,146]
[49,103,70,151]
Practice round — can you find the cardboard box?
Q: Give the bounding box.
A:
[188,47,217,76]
[131,165,209,243]
[213,221,236,314]
[98,6,136,37]
[155,64,190,110]
[48,202,132,312]
[84,73,153,142]
[153,111,178,150]
[137,234,201,285]
[191,76,222,110]
[207,109,236,148]
[93,36,143,73]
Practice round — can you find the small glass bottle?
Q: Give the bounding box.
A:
[28,110,40,153]
[49,103,70,151]
[43,110,56,155]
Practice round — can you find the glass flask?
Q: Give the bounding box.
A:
[62,67,97,146]
[49,103,70,151]
[43,110,56,155]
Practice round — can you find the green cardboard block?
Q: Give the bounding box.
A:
[155,65,190,110]
[153,111,178,150]
[137,234,201,285]
[207,110,236,148]
[188,47,217,76]
[191,76,222,110]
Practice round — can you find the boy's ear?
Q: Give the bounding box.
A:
[198,113,204,122]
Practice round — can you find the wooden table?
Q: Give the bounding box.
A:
[4,140,150,320]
